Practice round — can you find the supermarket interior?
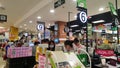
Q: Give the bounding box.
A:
[0,0,120,68]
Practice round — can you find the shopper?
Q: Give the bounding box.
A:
[73,38,86,52]
[64,40,74,52]
[34,39,49,68]
[33,41,40,68]
[47,40,55,51]
[36,39,48,62]
[3,40,10,68]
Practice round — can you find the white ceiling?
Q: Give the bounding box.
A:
[0,0,43,27]
[0,0,120,32]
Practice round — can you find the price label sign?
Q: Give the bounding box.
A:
[79,11,87,23]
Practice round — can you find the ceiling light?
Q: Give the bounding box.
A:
[0,27,4,29]
[70,25,79,27]
[25,28,27,30]
[50,9,55,13]
[29,21,33,23]
[0,3,2,7]
[73,0,77,2]
[99,7,104,11]
[37,16,41,19]
[20,26,22,28]
[24,24,27,26]
[92,20,105,24]
[74,15,77,19]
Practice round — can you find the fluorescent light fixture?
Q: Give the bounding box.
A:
[20,26,22,28]
[75,30,80,32]
[50,9,55,13]
[82,27,86,28]
[24,24,27,26]
[25,28,27,30]
[0,27,4,29]
[92,20,105,24]
[99,7,104,11]
[70,25,79,27]
[0,3,2,7]
[37,16,41,19]
[29,21,32,23]
[103,23,112,26]
[118,25,120,28]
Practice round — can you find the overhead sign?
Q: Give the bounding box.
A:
[77,0,87,9]
[54,0,65,8]
[0,14,7,22]
[37,24,44,31]
[109,2,118,16]
[64,26,69,33]
[9,26,19,41]
[79,11,87,23]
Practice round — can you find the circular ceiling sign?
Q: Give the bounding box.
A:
[37,24,44,31]
[64,27,69,33]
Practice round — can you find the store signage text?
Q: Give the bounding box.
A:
[54,0,65,8]
[79,11,87,23]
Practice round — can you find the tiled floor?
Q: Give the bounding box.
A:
[0,57,5,68]
[0,50,6,68]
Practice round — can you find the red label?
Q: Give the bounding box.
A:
[96,49,115,56]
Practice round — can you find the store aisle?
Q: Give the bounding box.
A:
[0,57,5,68]
[0,50,6,68]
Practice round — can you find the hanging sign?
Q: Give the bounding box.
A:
[79,11,87,23]
[0,14,7,22]
[37,24,44,31]
[77,0,87,25]
[64,26,69,33]
[77,0,87,9]
[37,21,45,32]
[109,2,118,16]
[9,26,19,41]
[54,0,65,8]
